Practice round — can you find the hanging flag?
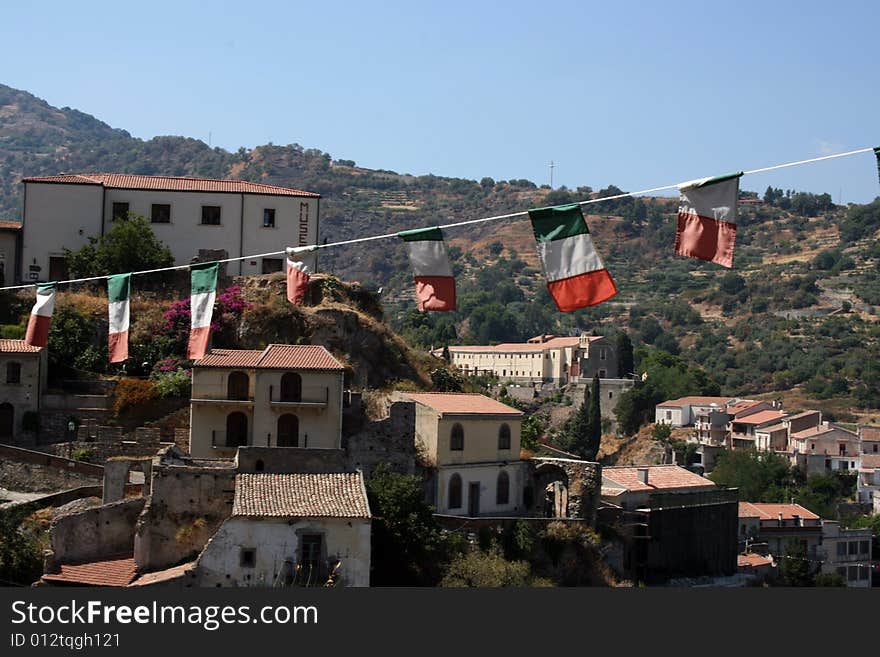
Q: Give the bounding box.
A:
[187,262,219,360]
[286,247,311,305]
[674,172,743,268]
[874,147,880,186]
[24,283,56,347]
[107,273,131,363]
[398,226,456,311]
[528,204,617,311]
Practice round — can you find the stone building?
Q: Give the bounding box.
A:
[401,392,525,517]
[188,344,345,459]
[191,472,371,587]
[0,339,47,440]
[18,173,320,283]
[445,333,619,387]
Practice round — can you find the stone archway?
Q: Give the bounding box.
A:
[531,463,570,518]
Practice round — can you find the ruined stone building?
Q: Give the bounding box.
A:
[0,339,46,440]
[188,344,346,459]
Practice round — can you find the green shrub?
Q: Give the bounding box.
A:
[150,368,192,398]
[113,378,158,415]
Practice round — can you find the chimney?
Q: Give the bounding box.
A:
[778,512,784,527]
[637,468,649,485]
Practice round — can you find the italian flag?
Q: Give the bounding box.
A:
[24,283,56,347]
[286,247,311,305]
[187,262,219,360]
[528,204,617,311]
[107,273,131,363]
[398,227,456,311]
[674,172,742,268]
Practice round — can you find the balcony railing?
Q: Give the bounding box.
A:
[268,386,329,407]
[210,430,249,449]
[191,395,255,406]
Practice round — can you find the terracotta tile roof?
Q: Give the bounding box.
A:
[233,472,371,518]
[786,411,821,421]
[790,424,856,440]
[757,422,788,434]
[732,410,787,426]
[656,396,735,408]
[738,502,820,521]
[738,553,773,568]
[129,561,195,586]
[448,335,596,353]
[860,426,880,442]
[0,339,43,353]
[23,173,320,197]
[0,220,21,230]
[859,454,880,470]
[726,400,762,414]
[403,392,523,416]
[195,345,344,370]
[601,465,716,493]
[42,554,136,587]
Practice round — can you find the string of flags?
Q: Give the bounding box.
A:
[9,145,879,362]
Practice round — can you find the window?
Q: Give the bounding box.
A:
[227,371,250,400]
[599,369,607,378]
[112,202,129,221]
[666,411,672,420]
[496,471,510,505]
[151,204,171,223]
[263,208,276,228]
[848,541,858,555]
[448,474,462,509]
[837,542,847,557]
[226,412,248,447]
[859,540,870,554]
[201,206,221,225]
[600,348,607,360]
[280,372,302,402]
[300,534,323,568]
[6,362,21,384]
[261,258,283,274]
[498,423,511,450]
[608,392,613,399]
[240,548,256,568]
[450,423,464,451]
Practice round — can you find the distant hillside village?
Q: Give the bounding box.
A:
[0,171,878,589]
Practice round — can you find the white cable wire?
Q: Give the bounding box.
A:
[1,146,875,291]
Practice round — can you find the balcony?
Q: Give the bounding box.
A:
[191,395,254,407]
[269,386,329,409]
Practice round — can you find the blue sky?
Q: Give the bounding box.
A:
[2,1,878,201]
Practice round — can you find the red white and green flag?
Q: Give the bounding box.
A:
[398,226,456,311]
[24,283,56,347]
[187,262,219,360]
[107,273,131,363]
[286,247,311,305]
[528,204,617,311]
[674,172,742,268]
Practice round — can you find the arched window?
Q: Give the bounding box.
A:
[280,372,302,402]
[496,471,510,505]
[5,362,21,384]
[450,423,464,451]
[277,414,299,447]
[227,371,249,400]
[448,474,462,509]
[226,412,248,447]
[498,423,511,450]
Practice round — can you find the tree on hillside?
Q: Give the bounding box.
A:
[586,374,602,459]
[616,332,634,378]
[567,375,601,460]
[708,449,796,502]
[64,213,173,278]
[779,540,816,587]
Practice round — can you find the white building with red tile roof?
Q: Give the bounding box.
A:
[191,472,371,587]
[189,345,346,459]
[738,502,823,560]
[601,464,717,510]
[0,338,47,440]
[18,173,320,283]
[789,422,860,475]
[446,333,617,386]
[655,396,737,427]
[399,392,525,517]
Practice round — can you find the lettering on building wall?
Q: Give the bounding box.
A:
[298,203,310,246]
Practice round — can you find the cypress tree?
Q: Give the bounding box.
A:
[586,373,602,459]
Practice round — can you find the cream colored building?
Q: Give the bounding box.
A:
[402,392,525,517]
[446,334,617,386]
[189,345,345,459]
[18,174,320,283]
[0,339,47,439]
[193,472,371,587]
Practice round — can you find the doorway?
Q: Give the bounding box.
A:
[468,483,480,517]
[0,403,13,437]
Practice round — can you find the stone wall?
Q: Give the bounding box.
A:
[236,447,347,474]
[134,463,236,572]
[344,400,418,477]
[528,458,601,524]
[46,439,170,464]
[0,444,103,492]
[45,497,146,571]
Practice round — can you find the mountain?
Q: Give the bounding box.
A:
[2,83,880,420]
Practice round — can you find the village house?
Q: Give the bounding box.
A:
[818,521,873,588]
[400,392,525,517]
[728,409,788,449]
[445,333,618,386]
[755,410,822,453]
[655,396,738,427]
[0,339,47,440]
[601,464,718,510]
[857,454,880,504]
[188,345,346,459]
[190,472,371,587]
[0,220,21,286]
[789,422,860,475]
[17,173,320,283]
[738,502,822,561]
